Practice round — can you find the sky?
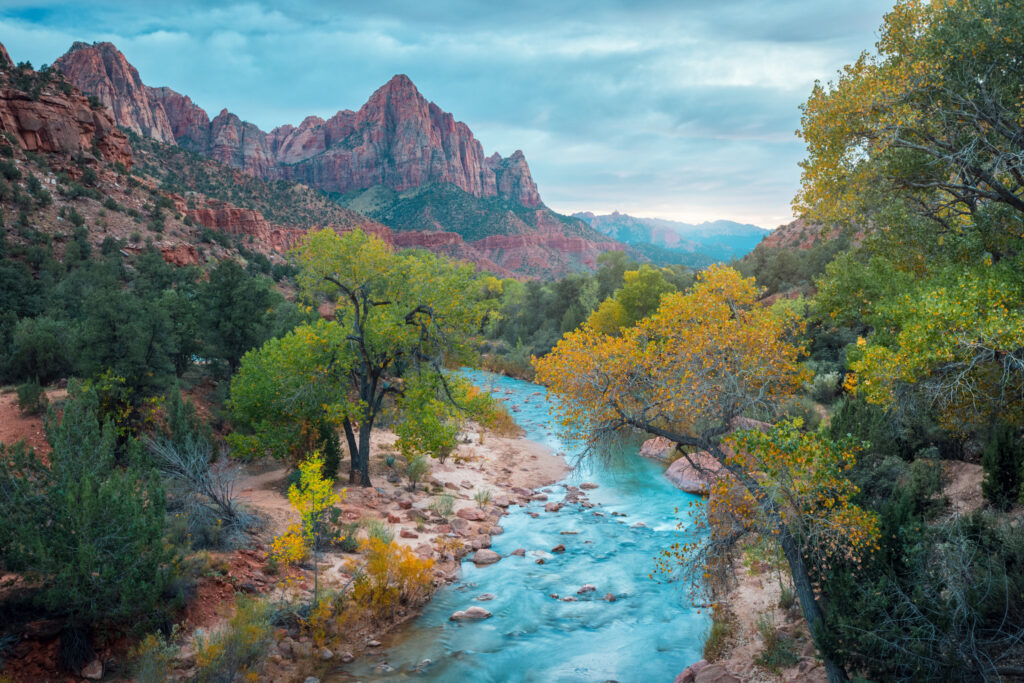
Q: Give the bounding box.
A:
[0,0,894,228]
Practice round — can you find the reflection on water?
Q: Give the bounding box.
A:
[326,370,707,682]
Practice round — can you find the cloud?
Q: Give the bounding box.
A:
[0,0,894,226]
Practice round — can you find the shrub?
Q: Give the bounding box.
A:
[0,384,174,636]
[429,493,454,520]
[16,380,48,415]
[9,316,73,384]
[349,538,435,620]
[362,517,394,545]
[474,488,492,508]
[703,605,733,661]
[753,613,799,673]
[404,454,429,491]
[194,595,273,682]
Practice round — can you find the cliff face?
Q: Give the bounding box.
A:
[54,42,175,143]
[56,44,542,208]
[0,45,132,169]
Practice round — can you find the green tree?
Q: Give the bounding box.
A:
[291,228,487,486]
[0,383,172,666]
[201,259,275,377]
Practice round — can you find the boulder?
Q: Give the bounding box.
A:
[639,436,676,461]
[604,593,617,602]
[694,663,739,683]
[450,606,492,621]
[472,549,501,565]
[544,502,563,512]
[577,584,597,594]
[457,507,487,522]
[511,548,526,556]
[551,544,566,553]
[664,452,727,494]
[475,593,496,601]
[579,481,599,490]
[399,529,419,539]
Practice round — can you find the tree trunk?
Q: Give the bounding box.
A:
[342,418,359,485]
[776,522,848,683]
[357,421,372,487]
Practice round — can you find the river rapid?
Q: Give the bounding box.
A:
[327,369,708,683]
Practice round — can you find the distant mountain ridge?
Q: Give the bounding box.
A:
[574,211,771,261]
[53,41,620,277]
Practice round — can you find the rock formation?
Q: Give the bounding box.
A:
[0,43,132,168]
[56,44,543,208]
[54,42,175,143]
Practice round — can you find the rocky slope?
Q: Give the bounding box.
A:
[55,41,618,277]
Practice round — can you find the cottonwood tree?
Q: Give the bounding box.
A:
[239,228,486,487]
[535,266,878,683]
[798,0,1024,433]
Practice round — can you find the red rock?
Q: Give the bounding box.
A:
[693,663,737,683]
[397,500,413,510]
[54,42,175,143]
[0,77,132,169]
[577,584,596,594]
[604,593,616,602]
[456,507,487,522]
[387,513,402,523]
[664,452,728,494]
[579,482,599,490]
[472,549,500,565]
[511,548,526,556]
[551,544,565,553]
[0,42,11,68]
[399,529,418,539]
[544,502,563,513]
[160,243,199,266]
[639,436,676,461]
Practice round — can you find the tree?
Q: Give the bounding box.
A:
[799,0,1024,438]
[535,265,874,682]
[201,259,275,377]
[0,382,172,669]
[287,228,486,486]
[275,451,342,603]
[616,264,675,326]
[229,319,349,475]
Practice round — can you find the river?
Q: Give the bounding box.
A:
[327,369,708,682]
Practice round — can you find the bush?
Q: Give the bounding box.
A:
[429,494,455,520]
[349,538,435,620]
[474,488,492,508]
[0,384,174,634]
[16,380,48,415]
[194,595,273,682]
[781,396,821,431]
[362,517,394,545]
[753,613,799,673]
[404,454,429,491]
[703,605,733,661]
[9,316,73,384]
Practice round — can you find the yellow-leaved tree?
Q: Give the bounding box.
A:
[535,265,877,683]
[272,451,343,603]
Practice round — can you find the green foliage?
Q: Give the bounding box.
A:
[404,454,429,491]
[429,494,455,520]
[981,423,1023,511]
[703,606,733,661]
[753,614,799,673]
[201,259,276,377]
[229,319,349,462]
[193,595,273,682]
[15,380,48,415]
[9,316,73,384]
[0,383,173,629]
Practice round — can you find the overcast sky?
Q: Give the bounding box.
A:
[0,1,893,227]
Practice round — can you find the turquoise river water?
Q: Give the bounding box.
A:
[327,369,708,682]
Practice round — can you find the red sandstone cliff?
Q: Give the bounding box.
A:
[54,42,175,143]
[56,44,542,208]
[0,45,131,168]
